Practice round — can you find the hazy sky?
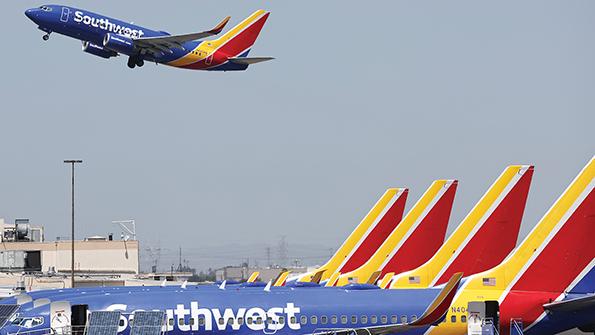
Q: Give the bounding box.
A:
[1,1,593,271]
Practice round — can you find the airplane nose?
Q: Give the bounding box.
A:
[25,9,36,21]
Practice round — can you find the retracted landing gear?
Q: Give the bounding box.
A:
[42,32,51,41]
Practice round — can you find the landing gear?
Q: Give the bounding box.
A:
[42,33,50,41]
[127,56,145,69]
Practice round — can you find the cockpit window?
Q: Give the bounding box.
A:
[39,6,52,11]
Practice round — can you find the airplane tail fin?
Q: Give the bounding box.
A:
[247,271,260,283]
[456,157,595,327]
[492,157,594,294]
[391,165,534,288]
[297,188,408,283]
[377,272,394,289]
[211,10,270,58]
[324,272,341,287]
[273,271,290,287]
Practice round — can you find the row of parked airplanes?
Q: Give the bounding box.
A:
[0,156,593,335]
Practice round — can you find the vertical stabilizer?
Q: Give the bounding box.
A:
[336,180,457,286]
[298,188,408,282]
[392,165,534,288]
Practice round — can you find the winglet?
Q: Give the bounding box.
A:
[247,272,260,283]
[181,280,188,289]
[264,280,272,292]
[210,16,231,35]
[412,272,463,326]
[160,279,167,287]
[218,280,227,290]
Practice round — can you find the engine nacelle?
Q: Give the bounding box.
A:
[103,33,135,55]
[82,41,118,59]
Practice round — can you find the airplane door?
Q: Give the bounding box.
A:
[50,301,72,334]
[60,7,70,23]
[205,54,213,65]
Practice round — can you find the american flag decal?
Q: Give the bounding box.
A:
[483,277,496,286]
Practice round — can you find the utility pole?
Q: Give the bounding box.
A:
[64,159,82,288]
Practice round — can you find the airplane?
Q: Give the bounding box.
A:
[389,165,534,288]
[333,179,459,286]
[296,188,409,283]
[414,157,594,335]
[24,5,272,71]
[0,273,464,335]
[2,161,590,335]
[5,188,410,312]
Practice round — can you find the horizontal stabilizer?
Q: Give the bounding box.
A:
[273,271,290,287]
[543,294,595,313]
[229,57,274,65]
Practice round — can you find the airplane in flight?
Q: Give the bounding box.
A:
[24,5,272,70]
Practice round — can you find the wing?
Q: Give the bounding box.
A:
[133,16,230,54]
[543,294,595,313]
[306,273,463,335]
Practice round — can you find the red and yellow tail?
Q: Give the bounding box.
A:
[209,10,270,57]
[391,165,534,288]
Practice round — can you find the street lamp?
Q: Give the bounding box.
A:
[64,159,82,288]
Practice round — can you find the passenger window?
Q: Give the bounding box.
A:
[168,319,174,326]
[189,318,195,326]
[401,316,407,323]
[451,315,456,323]
[178,318,184,326]
[461,315,467,323]
[290,316,296,324]
[218,318,224,325]
[247,317,253,325]
[361,315,368,324]
[411,315,417,322]
[311,316,318,324]
[198,317,205,326]
[238,317,244,325]
[267,317,273,325]
[122,319,128,327]
[300,316,307,325]
[391,315,397,324]
[321,316,328,324]
[331,315,338,324]
[351,315,357,324]
[381,315,387,324]
[278,316,285,324]
[371,315,378,324]
[341,315,348,324]
[228,318,234,325]
[256,317,263,325]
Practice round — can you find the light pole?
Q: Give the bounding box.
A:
[64,159,82,288]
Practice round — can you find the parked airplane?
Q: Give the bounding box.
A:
[24,5,272,70]
[333,179,458,286]
[0,273,464,335]
[420,157,594,335]
[390,165,534,288]
[296,188,409,283]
